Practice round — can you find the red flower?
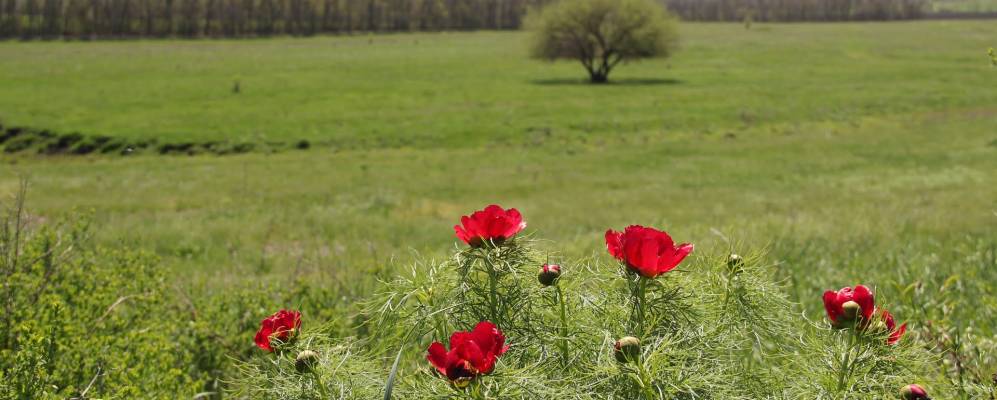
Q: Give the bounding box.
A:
[454,205,526,247]
[254,309,301,352]
[822,285,875,328]
[604,225,693,278]
[881,309,908,346]
[426,321,509,383]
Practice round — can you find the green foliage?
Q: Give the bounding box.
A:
[773,236,997,398]
[931,0,997,12]
[528,0,679,82]
[240,235,948,398]
[0,187,378,399]
[0,23,995,400]
[230,335,386,399]
[0,189,202,399]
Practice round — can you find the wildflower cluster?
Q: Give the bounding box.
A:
[236,204,947,399]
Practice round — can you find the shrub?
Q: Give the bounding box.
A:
[0,187,204,399]
[2,134,36,153]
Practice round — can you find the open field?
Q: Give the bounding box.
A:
[1,22,995,149]
[1,21,996,398]
[4,111,996,277]
[1,20,994,277]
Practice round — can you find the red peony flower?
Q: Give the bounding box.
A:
[881,309,908,346]
[454,205,526,247]
[254,309,301,352]
[426,321,509,384]
[604,225,694,278]
[822,285,875,328]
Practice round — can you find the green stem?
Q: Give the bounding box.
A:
[312,370,329,398]
[469,379,487,400]
[556,284,569,367]
[635,277,648,338]
[636,360,657,399]
[836,329,856,395]
[484,254,500,324]
[954,329,967,400]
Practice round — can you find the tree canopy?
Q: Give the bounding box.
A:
[528,0,679,83]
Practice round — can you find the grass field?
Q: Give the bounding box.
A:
[1,22,995,148]
[1,21,994,275]
[1,21,996,398]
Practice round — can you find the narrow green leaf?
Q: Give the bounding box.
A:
[383,347,404,400]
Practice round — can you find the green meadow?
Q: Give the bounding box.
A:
[1,20,994,276]
[1,20,996,398]
[0,22,994,148]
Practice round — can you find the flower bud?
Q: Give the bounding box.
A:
[866,316,890,335]
[538,264,562,286]
[841,301,861,322]
[295,350,320,373]
[727,254,744,274]
[900,384,930,399]
[614,336,641,363]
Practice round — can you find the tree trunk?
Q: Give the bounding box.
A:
[589,72,608,83]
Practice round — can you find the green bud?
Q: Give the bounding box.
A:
[538,264,562,286]
[727,254,744,274]
[452,377,472,389]
[614,336,641,363]
[295,350,320,373]
[900,384,930,399]
[841,301,861,322]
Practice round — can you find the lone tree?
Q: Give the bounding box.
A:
[528,0,679,83]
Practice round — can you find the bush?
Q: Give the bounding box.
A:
[0,188,204,399]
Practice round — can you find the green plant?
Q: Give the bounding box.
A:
[0,184,204,399]
[237,213,945,399]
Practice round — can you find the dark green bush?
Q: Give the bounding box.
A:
[2,135,36,153]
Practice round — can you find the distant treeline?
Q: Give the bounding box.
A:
[0,0,947,40]
[666,0,928,21]
[0,0,548,39]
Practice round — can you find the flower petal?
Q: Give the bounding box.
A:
[426,342,450,374]
[605,230,624,259]
[254,325,273,351]
[454,224,470,243]
[659,242,693,273]
[822,290,840,323]
[889,322,907,345]
[456,341,487,372]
